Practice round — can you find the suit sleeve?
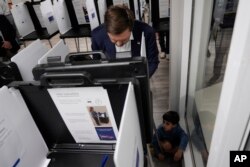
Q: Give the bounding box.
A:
[91,30,101,59]
[145,29,159,77]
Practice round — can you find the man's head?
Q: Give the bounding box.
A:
[162,111,180,131]
[104,5,135,47]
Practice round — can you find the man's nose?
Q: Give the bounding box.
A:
[115,41,124,47]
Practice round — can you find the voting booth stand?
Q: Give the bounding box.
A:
[0,56,153,167]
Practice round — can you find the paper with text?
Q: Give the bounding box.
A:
[48,87,118,143]
[0,110,24,167]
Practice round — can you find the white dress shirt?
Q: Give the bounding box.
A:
[115,33,134,58]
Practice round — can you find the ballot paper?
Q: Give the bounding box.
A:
[0,86,48,167]
[48,87,118,143]
[0,111,24,167]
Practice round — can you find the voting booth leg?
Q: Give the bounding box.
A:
[74,38,80,52]
[23,41,26,48]
[48,40,53,48]
[85,37,89,51]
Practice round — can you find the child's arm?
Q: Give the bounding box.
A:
[174,126,189,161]
[151,133,162,156]
[174,149,183,161]
[151,127,165,159]
[178,127,189,151]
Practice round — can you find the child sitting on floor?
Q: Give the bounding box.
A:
[151,111,188,161]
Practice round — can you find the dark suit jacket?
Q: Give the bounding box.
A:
[0,15,20,57]
[91,20,159,77]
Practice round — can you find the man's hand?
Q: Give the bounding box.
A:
[174,149,183,161]
[2,41,12,49]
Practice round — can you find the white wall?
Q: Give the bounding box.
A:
[169,0,184,111]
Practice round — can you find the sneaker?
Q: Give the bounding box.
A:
[159,52,166,59]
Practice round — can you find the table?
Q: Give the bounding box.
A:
[20,28,58,48]
[59,24,91,52]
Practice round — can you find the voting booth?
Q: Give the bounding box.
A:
[52,0,92,52]
[0,56,152,167]
[86,0,145,31]
[106,0,144,20]
[11,39,49,81]
[11,0,58,47]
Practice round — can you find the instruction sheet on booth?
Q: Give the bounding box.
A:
[48,87,118,143]
[0,111,24,167]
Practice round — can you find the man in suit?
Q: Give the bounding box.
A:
[0,14,20,60]
[91,5,159,77]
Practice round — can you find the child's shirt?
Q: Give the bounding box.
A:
[151,124,188,155]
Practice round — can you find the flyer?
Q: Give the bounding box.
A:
[48,87,118,143]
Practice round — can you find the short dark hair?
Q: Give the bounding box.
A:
[163,111,180,125]
[104,5,135,35]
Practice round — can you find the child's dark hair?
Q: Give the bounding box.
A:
[163,111,180,125]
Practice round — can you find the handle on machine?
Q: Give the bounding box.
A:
[40,72,93,87]
[65,51,106,63]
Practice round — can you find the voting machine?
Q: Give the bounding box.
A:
[0,56,153,167]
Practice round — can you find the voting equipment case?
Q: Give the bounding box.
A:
[1,56,153,167]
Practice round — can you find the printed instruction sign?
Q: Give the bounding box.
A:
[48,87,118,143]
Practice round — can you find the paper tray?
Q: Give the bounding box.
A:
[48,152,115,167]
